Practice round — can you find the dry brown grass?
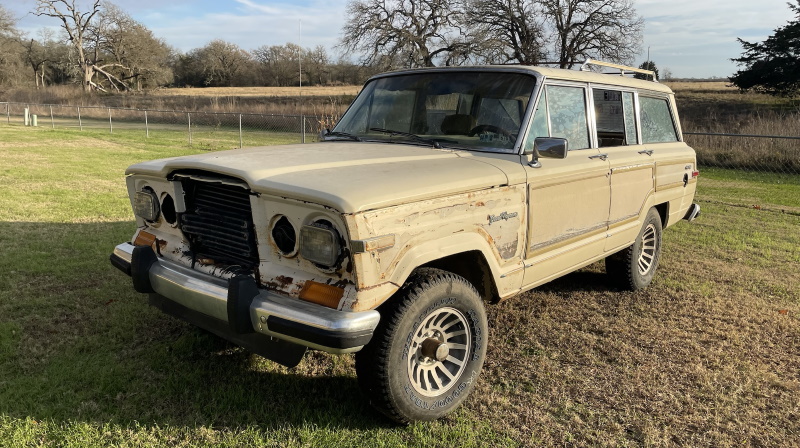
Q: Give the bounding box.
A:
[667,81,800,173]
[469,205,800,446]
[155,85,362,97]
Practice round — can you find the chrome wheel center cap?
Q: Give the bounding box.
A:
[420,337,450,362]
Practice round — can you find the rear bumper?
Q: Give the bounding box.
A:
[110,243,380,361]
[684,203,701,222]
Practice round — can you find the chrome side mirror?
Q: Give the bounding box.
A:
[534,137,568,159]
[523,137,568,168]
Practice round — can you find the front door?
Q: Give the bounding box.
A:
[521,83,611,289]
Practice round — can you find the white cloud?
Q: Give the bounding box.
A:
[149,0,349,54]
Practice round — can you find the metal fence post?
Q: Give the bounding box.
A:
[239,114,243,148]
[50,105,55,129]
[77,106,83,131]
[188,112,192,145]
[5,103,9,124]
[301,115,306,143]
[108,108,113,134]
[145,110,149,138]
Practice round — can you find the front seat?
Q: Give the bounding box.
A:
[440,114,476,135]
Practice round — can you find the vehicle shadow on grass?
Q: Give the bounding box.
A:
[0,221,395,432]
[535,268,613,294]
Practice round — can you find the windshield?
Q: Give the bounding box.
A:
[332,71,537,152]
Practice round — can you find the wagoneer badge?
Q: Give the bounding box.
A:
[488,211,518,224]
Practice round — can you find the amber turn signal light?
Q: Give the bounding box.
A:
[133,230,157,247]
[298,281,344,309]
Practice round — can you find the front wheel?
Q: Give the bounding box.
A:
[606,207,663,290]
[355,268,488,423]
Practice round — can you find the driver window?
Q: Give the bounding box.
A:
[544,85,590,150]
[523,89,548,151]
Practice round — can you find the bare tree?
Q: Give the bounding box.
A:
[305,45,331,85]
[0,5,26,87]
[191,40,251,87]
[465,0,547,65]
[34,0,102,91]
[339,0,472,69]
[0,5,18,38]
[33,0,173,91]
[93,3,173,90]
[542,0,643,68]
[23,37,50,88]
[254,43,303,86]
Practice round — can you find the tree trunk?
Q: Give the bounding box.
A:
[83,64,93,92]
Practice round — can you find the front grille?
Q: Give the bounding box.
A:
[180,178,259,269]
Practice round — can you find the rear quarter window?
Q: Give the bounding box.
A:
[640,96,678,143]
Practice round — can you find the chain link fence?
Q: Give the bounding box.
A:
[1,102,323,150]
[2,101,797,213]
[684,133,799,214]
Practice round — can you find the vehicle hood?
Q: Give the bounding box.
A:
[126,142,514,213]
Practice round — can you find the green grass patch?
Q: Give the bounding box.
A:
[0,124,798,446]
[696,167,800,211]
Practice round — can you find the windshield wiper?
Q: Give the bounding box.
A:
[325,131,362,141]
[369,127,442,149]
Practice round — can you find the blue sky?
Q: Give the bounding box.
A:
[4,0,793,78]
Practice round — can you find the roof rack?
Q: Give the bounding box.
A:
[579,58,658,82]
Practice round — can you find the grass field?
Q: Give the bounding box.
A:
[0,126,798,447]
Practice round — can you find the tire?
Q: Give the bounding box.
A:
[606,207,663,291]
[355,268,488,423]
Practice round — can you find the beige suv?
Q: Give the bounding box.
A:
[111,60,699,423]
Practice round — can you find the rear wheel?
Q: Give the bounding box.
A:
[355,268,487,423]
[606,207,663,290]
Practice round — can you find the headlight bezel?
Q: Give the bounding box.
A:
[300,221,342,268]
[133,188,161,222]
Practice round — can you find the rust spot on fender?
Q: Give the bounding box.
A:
[333,279,354,289]
[498,241,518,259]
[274,275,294,287]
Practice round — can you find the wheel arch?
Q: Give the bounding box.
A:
[382,233,505,306]
[654,201,669,227]
[421,251,500,303]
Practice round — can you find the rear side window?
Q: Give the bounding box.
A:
[592,89,638,147]
[640,96,678,143]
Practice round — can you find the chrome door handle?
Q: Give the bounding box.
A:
[589,154,608,161]
[638,149,654,156]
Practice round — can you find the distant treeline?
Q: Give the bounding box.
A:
[0,3,382,92]
[0,0,649,93]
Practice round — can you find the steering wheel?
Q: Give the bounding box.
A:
[468,124,513,138]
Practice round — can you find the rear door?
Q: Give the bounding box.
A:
[589,86,656,252]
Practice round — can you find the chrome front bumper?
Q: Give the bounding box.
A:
[111,243,380,360]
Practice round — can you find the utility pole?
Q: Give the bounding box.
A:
[299,19,305,143]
